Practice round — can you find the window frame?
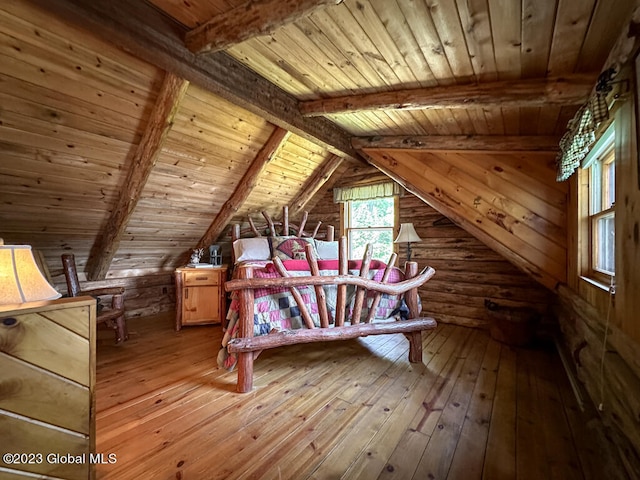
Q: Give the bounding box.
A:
[342,196,397,261]
[581,122,616,286]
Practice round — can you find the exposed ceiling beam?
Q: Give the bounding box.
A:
[300,74,595,116]
[289,154,344,218]
[352,135,561,152]
[185,0,343,54]
[86,72,189,280]
[196,127,291,249]
[29,0,359,160]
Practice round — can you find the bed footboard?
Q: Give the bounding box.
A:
[224,239,437,393]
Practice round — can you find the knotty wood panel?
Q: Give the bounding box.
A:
[1,353,90,433]
[0,311,90,385]
[121,84,275,269]
[0,414,91,480]
[0,297,96,480]
[365,148,567,289]
[0,1,161,275]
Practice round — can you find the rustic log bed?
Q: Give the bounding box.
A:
[223,207,437,393]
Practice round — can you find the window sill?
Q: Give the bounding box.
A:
[579,275,616,294]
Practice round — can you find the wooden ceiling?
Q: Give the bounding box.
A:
[0,0,636,283]
[153,0,629,138]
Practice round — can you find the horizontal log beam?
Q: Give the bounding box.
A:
[185,0,342,54]
[29,0,359,160]
[352,135,561,152]
[227,317,437,353]
[300,74,596,116]
[225,266,436,294]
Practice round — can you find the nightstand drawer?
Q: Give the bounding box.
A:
[183,271,219,286]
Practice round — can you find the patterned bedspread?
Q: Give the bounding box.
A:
[218,259,406,370]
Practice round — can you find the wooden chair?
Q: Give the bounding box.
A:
[61,253,128,344]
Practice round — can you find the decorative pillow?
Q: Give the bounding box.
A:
[270,236,315,260]
[233,238,271,262]
[314,239,339,259]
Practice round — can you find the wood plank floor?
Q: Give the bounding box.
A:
[95,313,608,480]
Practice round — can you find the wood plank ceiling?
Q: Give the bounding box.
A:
[0,0,636,285]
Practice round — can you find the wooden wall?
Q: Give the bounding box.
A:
[0,1,334,319]
[555,96,640,477]
[308,161,555,329]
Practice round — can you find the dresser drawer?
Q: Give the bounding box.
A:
[183,271,220,286]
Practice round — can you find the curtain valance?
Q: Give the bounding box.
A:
[333,182,401,203]
[556,69,614,181]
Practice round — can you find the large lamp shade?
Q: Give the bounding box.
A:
[394,223,422,262]
[0,241,61,304]
[394,223,422,244]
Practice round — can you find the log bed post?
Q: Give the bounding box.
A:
[404,261,422,363]
[231,224,241,264]
[326,225,335,241]
[237,266,255,393]
[282,206,289,235]
[335,237,348,326]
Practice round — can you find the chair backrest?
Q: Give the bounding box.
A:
[61,253,82,297]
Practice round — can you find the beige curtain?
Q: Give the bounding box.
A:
[333,182,402,203]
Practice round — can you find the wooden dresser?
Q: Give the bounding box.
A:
[0,297,96,480]
[174,266,228,331]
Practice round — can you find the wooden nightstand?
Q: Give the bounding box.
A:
[174,266,228,331]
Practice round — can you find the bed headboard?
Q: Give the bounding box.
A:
[231,206,335,264]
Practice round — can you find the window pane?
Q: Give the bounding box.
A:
[350,198,394,227]
[595,214,615,274]
[590,162,602,214]
[349,229,394,261]
[605,160,615,209]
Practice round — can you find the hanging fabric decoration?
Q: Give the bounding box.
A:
[555,69,615,182]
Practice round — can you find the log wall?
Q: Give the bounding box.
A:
[308,161,555,328]
[554,96,640,477]
[45,259,176,320]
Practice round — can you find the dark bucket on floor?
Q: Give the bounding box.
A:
[485,299,539,347]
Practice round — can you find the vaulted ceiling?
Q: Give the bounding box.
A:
[0,0,636,285]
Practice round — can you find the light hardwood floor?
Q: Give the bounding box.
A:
[95,313,609,480]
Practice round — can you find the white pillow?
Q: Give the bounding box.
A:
[314,239,339,259]
[233,238,271,262]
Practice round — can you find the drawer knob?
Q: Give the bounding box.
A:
[1,317,18,328]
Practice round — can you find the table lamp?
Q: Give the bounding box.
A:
[394,223,422,262]
[0,239,61,304]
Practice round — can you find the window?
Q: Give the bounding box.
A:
[582,123,615,283]
[344,197,395,261]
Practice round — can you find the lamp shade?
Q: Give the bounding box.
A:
[0,242,61,304]
[394,223,422,244]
